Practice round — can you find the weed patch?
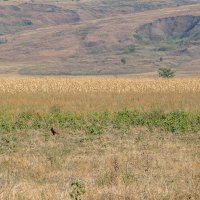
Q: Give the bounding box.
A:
[0,110,200,134]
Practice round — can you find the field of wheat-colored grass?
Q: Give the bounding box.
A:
[0,76,200,200]
[0,128,200,200]
[1,76,200,113]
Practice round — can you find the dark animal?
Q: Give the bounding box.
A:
[51,127,59,135]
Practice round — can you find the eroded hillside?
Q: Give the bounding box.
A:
[0,0,200,75]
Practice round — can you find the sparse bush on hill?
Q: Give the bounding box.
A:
[16,20,33,27]
[122,45,136,54]
[121,58,126,64]
[0,38,7,44]
[133,33,144,41]
[158,68,175,78]
[156,46,172,51]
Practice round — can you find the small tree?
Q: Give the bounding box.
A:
[158,68,175,78]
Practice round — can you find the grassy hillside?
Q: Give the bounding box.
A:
[0,0,200,75]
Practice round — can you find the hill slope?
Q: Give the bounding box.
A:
[0,0,200,75]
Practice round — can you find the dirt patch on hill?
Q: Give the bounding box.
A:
[136,15,200,42]
[133,15,200,74]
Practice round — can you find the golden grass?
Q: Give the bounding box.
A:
[1,76,200,199]
[1,76,200,113]
[0,128,199,199]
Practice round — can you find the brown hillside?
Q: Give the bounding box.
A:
[0,0,200,75]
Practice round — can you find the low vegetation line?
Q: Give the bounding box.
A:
[1,110,200,133]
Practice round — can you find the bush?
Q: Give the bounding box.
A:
[156,46,172,51]
[0,38,7,45]
[122,45,136,54]
[22,20,33,26]
[121,58,126,64]
[69,180,86,200]
[16,20,33,27]
[162,111,197,133]
[133,33,144,41]
[158,68,175,78]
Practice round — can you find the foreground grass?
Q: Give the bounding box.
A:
[0,110,200,199]
[0,128,199,199]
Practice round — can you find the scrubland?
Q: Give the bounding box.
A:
[0,76,200,200]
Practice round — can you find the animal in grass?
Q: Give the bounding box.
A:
[51,127,59,135]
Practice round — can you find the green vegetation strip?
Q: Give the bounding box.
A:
[0,110,200,133]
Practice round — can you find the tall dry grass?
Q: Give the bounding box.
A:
[0,128,200,199]
[1,76,200,113]
[0,76,200,199]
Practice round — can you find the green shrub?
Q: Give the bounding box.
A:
[158,68,175,78]
[122,45,136,54]
[156,46,172,51]
[0,38,7,45]
[0,110,200,134]
[85,123,103,135]
[69,180,86,200]
[112,109,144,130]
[162,111,197,133]
[133,33,144,41]
[0,134,17,153]
[121,58,126,64]
[15,20,33,27]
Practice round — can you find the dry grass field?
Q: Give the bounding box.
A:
[1,76,200,113]
[0,127,199,200]
[0,76,200,200]
[1,0,200,199]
